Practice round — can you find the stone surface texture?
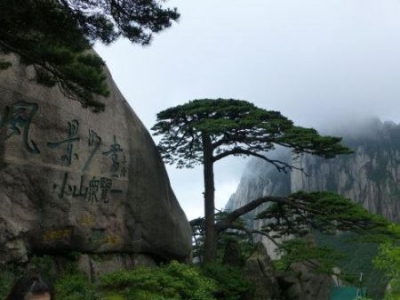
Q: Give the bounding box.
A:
[276,262,332,300]
[243,243,281,300]
[77,253,157,282]
[0,53,192,265]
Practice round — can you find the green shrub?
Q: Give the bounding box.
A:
[30,255,55,277]
[55,273,98,300]
[100,261,216,300]
[0,268,18,299]
[1,258,254,300]
[200,264,253,300]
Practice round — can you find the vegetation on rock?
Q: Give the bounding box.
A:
[0,0,179,110]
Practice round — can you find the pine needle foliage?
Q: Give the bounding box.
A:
[256,191,390,239]
[152,99,352,169]
[0,0,179,111]
[274,239,343,273]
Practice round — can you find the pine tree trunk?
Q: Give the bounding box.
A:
[202,133,217,263]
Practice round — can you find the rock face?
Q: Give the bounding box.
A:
[276,262,332,300]
[0,53,192,265]
[227,118,400,231]
[222,240,242,267]
[290,119,400,222]
[225,119,399,298]
[243,243,281,300]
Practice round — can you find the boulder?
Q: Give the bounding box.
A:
[222,240,242,267]
[243,243,281,300]
[276,261,332,300]
[0,53,192,265]
[77,253,157,282]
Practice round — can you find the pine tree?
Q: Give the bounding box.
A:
[152,98,372,263]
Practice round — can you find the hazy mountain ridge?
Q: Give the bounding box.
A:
[226,117,400,223]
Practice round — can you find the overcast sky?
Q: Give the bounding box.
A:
[95,0,400,220]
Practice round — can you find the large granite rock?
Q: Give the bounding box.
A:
[0,53,192,265]
[243,243,281,300]
[276,262,332,300]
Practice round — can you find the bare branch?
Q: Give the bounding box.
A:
[217,196,319,231]
[213,148,307,174]
[217,223,281,248]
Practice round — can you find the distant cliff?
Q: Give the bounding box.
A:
[225,117,397,300]
[226,118,400,222]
